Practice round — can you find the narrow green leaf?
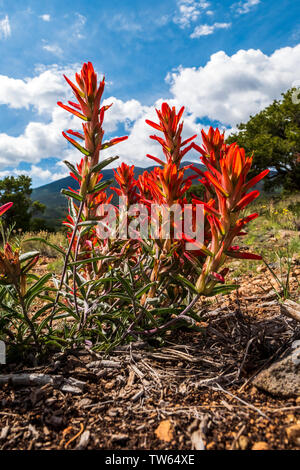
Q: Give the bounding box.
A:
[90,179,113,193]
[207,284,239,296]
[91,155,119,173]
[63,160,82,180]
[173,274,198,294]
[61,189,83,202]
[69,255,116,267]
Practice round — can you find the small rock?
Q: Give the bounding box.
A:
[286,423,300,447]
[191,429,205,450]
[252,441,269,450]
[60,377,85,394]
[107,408,118,417]
[0,426,9,440]
[155,420,173,443]
[75,430,90,450]
[253,347,300,397]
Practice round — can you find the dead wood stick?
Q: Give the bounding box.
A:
[280,299,300,322]
[212,383,270,421]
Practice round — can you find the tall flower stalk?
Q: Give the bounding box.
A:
[52,62,128,318]
[191,127,269,294]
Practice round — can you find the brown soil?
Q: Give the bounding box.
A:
[0,264,299,450]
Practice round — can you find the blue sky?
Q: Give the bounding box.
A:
[0,0,300,187]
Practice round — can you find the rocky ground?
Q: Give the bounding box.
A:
[0,263,299,450]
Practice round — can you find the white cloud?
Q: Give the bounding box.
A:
[40,14,51,22]
[0,65,76,114]
[0,165,68,183]
[174,1,211,29]
[43,44,63,56]
[190,22,231,38]
[167,45,300,127]
[233,0,260,15]
[0,15,11,39]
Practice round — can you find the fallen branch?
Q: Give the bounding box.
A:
[280,299,300,322]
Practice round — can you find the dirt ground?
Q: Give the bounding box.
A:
[0,264,299,450]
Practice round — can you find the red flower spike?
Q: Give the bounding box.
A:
[146,103,194,168]
[146,154,165,166]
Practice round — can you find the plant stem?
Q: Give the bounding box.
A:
[16,286,40,350]
[131,293,201,337]
[49,197,86,327]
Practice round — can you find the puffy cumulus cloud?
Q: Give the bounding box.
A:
[0,15,11,39]
[102,97,148,133]
[190,22,231,38]
[167,45,300,127]
[0,65,77,114]
[0,107,78,168]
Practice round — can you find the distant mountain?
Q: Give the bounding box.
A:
[31,162,203,229]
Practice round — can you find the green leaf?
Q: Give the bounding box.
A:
[90,155,119,173]
[173,274,198,294]
[31,302,54,321]
[90,179,113,193]
[115,275,133,297]
[24,273,52,306]
[68,198,77,221]
[61,189,83,202]
[69,255,116,267]
[135,282,156,299]
[63,160,82,180]
[207,284,239,296]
